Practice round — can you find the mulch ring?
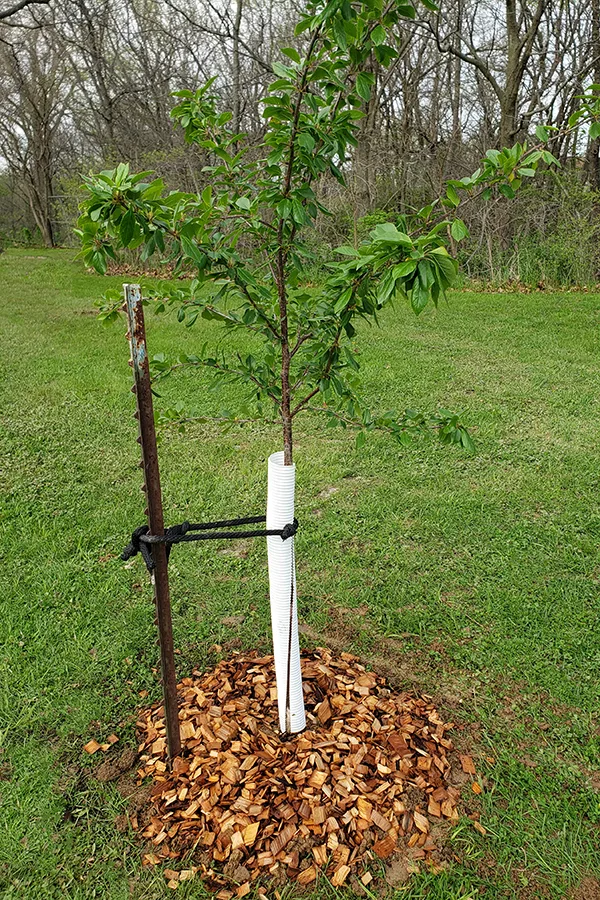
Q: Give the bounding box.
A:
[133,648,477,894]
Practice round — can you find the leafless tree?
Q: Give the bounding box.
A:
[0,29,73,245]
[0,0,597,269]
[0,0,49,22]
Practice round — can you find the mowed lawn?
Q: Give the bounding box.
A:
[1,248,599,900]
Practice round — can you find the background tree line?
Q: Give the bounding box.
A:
[1,0,599,285]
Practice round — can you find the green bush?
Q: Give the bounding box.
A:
[356,208,396,239]
[461,172,600,287]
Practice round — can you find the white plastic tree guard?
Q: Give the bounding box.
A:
[266,451,306,733]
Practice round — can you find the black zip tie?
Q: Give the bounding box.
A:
[122,515,299,573]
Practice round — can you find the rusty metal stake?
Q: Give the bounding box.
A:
[124,284,181,761]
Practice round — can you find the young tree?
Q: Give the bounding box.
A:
[77,0,567,731]
[78,0,479,457]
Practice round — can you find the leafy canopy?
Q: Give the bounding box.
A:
[77,0,573,454]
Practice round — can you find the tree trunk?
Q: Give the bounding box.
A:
[353,59,379,217]
[450,0,462,149]
[587,0,600,189]
[500,0,521,146]
[281,346,293,466]
[232,0,243,135]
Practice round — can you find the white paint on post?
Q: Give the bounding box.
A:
[266,451,306,733]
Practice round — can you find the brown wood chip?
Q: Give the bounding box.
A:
[242,822,259,846]
[317,697,332,724]
[373,836,396,859]
[331,865,351,886]
[413,811,429,833]
[131,649,459,889]
[296,866,317,885]
[270,824,296,855]
[460,755,477,775]
[371,809,391,832]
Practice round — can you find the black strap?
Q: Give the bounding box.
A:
[122,524,154,571]
[122,515,298,573]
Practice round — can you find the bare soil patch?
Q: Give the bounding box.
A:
[572,877,600,900]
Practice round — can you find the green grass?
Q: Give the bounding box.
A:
[0,248,599,899]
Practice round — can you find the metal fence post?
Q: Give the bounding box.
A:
[124,283,181,761]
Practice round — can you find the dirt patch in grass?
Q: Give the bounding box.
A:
[571,877,600,900]
[95,748,139,783]
[517,882,554,900]
[300,605,363,652]
[300,602,465,700]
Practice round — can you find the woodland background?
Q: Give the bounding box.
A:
[1,0,600,286]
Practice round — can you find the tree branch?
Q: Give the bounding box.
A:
[0,0,48,21]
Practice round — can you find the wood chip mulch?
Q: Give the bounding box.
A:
[134,648,462,894]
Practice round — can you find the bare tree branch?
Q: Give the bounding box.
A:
[0,0,49,22]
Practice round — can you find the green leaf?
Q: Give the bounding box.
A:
[445,184,460,207]
[450,218,469,242]
[119,209,135,247]
[180,235,207,269]
[355,430,366,450]
[371,24,386,45]
[334,286,353,313]
[590,121,600,140]
[377,268,397,305]
[332,15,348,50]
[235,196,251,210]
[262,105,293,121]
[542,150,560,166]
[498,183,516,199]
[374,43,398,65]
[393,260,417,278]
[298,132,315,152]
[272,61,294,79]
[277,198,292,219]
[334,245,360,256]
[410,280,430,315]
[431,247,457,282]
[417,260,434,291]
[356,72,374,102]
[281,47,300,63]
[535,124,549,142]
[370,222,412,246]
[294,15,313,35]
[91,250,107,275]
[142,179,165,201]
[459,429,476,452]
[291,199,307,225]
